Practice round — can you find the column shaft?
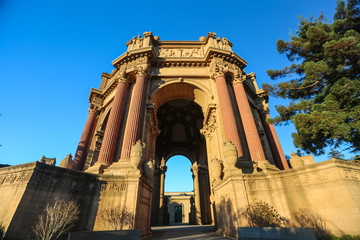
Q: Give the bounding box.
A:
[73,110,97,170]
[159,170,165,208]
[233,81,266,162]
[192,164,202,225]
[97,80,128,165]
[215,76,244,157]
[121,74,147,159]
[261,113,290,170]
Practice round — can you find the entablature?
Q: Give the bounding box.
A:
[89,88,104,107]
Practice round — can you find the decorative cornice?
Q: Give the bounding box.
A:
[89,88,104,108]
[112,48,156,69]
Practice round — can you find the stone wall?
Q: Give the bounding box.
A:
[213,159,360,237]
[0,162,151,240]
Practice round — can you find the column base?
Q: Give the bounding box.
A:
[103,160,142,177]
[255,161,280,173]
[85,162,111,174]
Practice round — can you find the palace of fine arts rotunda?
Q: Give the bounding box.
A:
[1,32,360,239]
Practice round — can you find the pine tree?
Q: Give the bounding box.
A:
[263,0,360,155]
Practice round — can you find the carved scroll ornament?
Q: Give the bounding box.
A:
[200,109,218,139]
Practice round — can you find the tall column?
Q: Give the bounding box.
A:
[96,72,129,165]
[232,73,266,162]
[261,111,290,170]
[72,106,98,170]
[159,158,167,225]
[210,64,244,157]
[121,65,149,159]
[191,162,202,225]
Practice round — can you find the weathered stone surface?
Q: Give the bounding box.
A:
[238,227,316,240]
[68,230,141,240]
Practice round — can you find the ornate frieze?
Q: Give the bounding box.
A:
[100,182,127,192]
[245,168,348,191]
[157,48,203,58]
[28,168,101,192]
[0,171,32,185]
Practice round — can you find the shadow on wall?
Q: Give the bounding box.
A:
[216,198,337,239]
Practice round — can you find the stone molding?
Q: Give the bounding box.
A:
[213,158,360,192]
[0,162,135,194]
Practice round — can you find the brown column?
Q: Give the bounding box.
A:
[261,112,290,170]
[214,75,244,157]
[97,74,129,165]
[72,107,98,170]
[191,162,202,225]
[233,77,266,162]
[120,66,148,159]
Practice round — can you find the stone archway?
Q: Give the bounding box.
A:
[150,82,212,226]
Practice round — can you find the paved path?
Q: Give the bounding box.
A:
[147,224,232,240]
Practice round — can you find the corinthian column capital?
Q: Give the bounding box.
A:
[209,61,229,80]
[114,70,129,85]
[135,64,151,78]
[232,69,246,85]
[88,104,100,114]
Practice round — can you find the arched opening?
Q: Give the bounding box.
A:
[165,155,194,224]
[165,155,193,192]
[151,97,212,226]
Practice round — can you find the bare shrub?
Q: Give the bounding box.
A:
[293,208,326,239]
[98,207,134,230]
[33,198,79,240]
[242,200,288,227]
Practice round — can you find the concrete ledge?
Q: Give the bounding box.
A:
[68,230,141,240]
[238,227,316,240]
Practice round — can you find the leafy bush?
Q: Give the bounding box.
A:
[243,200,288,227]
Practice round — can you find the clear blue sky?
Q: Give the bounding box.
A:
[0,0,351,191]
